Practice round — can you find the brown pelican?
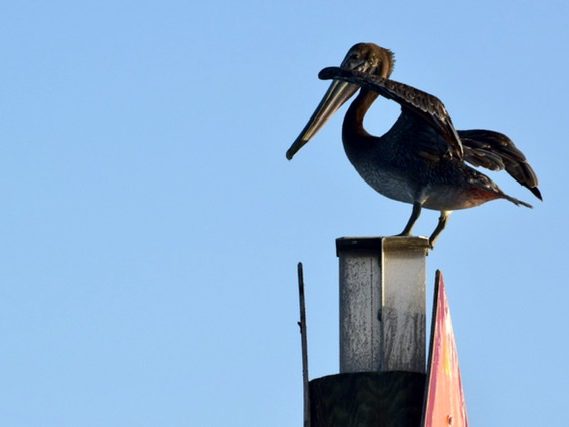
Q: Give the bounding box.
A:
[286,43,541,247]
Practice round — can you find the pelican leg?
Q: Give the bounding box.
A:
[398,202,422,236]
[429,211,451,248]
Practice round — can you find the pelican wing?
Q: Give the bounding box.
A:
[319,66,464,160]
[458,129,542,200]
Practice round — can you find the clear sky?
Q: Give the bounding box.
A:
[1,1,567,426]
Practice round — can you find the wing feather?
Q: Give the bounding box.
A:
[459,130,542,200]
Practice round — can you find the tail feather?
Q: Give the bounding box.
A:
[503,193,533,208]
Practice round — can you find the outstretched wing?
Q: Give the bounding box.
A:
[319,66,542,201]
[458,129,542,200]
[318,66,464,160]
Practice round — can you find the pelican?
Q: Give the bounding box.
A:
[286,43,541,247]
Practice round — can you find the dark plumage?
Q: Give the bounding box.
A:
[287,43,541,246]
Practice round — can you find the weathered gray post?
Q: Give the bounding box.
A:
[337,236,428,374]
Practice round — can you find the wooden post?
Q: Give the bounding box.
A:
[336,236,429,374]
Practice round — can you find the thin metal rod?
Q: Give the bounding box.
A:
[297,262,311,427]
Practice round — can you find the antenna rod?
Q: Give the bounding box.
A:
[297,262,311,427]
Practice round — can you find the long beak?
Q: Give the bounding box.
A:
[286,80,359,160]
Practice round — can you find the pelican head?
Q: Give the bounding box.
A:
[286,43,395,160]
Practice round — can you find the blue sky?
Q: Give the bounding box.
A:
[0,1,567,425]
